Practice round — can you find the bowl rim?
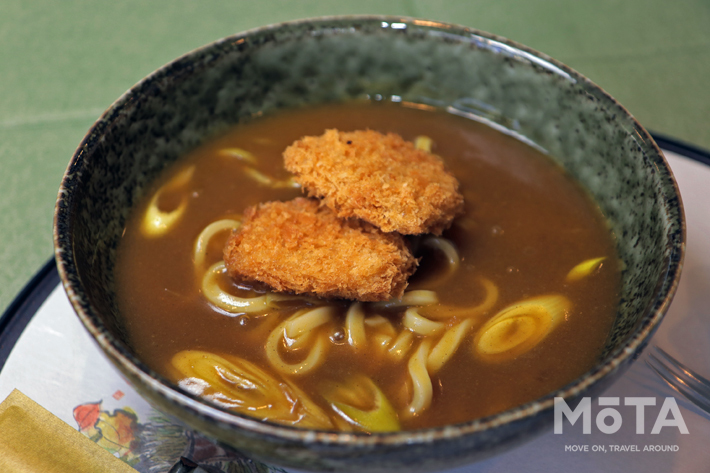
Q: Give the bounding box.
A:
[53,14,686,448]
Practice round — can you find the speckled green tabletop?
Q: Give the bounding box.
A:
[1,0,709,315]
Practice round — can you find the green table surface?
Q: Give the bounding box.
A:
[1,0,709,315]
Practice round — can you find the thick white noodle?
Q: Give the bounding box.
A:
[243,167,300,189]
[427,318,475,373]
[372,333,395,350]
[419,237,460,286]
[363,315,390,327]
[193,219,241,269]
[370,290,438,310]
[367,315,397,353]
[403,308,446,336]
[387,330,415,361]
[405,339,433,417]
[363,315,397,338]
[284,306,333,339]
[266,327,327,375]
[345,303,366,348]
[265,307,335,375]
[421,277,499,320]
[218,147,257,164]
[201,262,270,314]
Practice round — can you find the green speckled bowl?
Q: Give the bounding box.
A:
[54,16,684,473]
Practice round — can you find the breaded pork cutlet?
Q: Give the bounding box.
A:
[223,198,418,302]
[283,129,464,235]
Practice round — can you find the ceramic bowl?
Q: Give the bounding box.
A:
[53,16,684,472]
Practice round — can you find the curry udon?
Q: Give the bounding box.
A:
[115,102,619,432]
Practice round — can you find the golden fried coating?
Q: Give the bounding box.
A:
[283,129,464,235]
[223,198,418,302]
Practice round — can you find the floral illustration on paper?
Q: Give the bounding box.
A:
[73,395,286,473]
[73,400,142,466]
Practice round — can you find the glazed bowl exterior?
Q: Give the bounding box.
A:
[53,16,684,472]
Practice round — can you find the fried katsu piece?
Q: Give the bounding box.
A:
[283,129,464,235]
[223,198,418,302]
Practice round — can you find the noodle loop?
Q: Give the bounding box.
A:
[201,262,270,314]
[405,340,433,418]
[266,307,335,375]
[403,308,446,336]
[417,236,460,286]
[427,318,475,373]
[421,277,499,320]
[193,218,241,269]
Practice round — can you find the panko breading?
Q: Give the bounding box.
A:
[283,129,464,235]
[223,198,418,302]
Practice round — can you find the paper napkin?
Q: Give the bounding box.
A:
[0,389,137,472]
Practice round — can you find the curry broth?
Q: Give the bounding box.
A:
[115,102,619,430]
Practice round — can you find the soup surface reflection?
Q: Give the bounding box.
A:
[115,102,619,431]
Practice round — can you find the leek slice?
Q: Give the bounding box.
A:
[474,294,570,362]
[566,257,607,282]
[414,135,433,152]
[140,165,195,237]
[323,375,400,432]
[171,350,333,429]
